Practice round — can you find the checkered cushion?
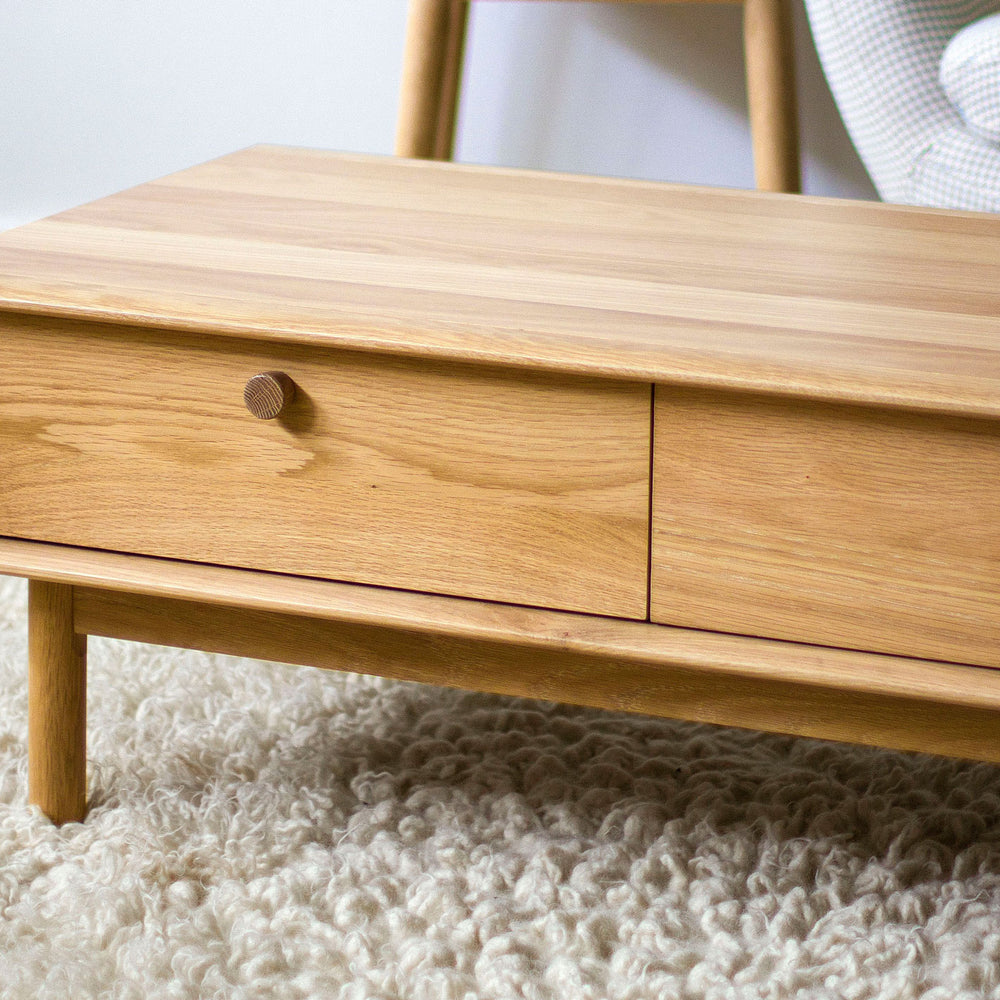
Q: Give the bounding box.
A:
[940,13,1000,143]
[804,0,1000,211]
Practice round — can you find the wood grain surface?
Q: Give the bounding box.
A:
[2,538,997,762]
[0,536,994,705]
[5,536,999,762]
[71,575,1000,766]
[0,315,650,617]
[243,370,296,420]
[1,146,999,416]
[651,387,1000,667]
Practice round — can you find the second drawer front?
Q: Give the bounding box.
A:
[0,317,650,618]
[651,387,1000,667]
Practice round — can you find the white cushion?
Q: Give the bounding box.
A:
[940,12,1000,144]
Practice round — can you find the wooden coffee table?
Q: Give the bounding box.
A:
[1,146,998,824]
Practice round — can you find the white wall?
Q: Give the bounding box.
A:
[0,1,875,233]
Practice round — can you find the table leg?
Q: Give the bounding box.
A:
[28,580,87,824]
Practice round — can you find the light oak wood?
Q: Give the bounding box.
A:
[2,147,1000,822]
[1,148,997,417]
[28,580,87,825]
[3,536,999,727]
[0,314,649,617]
[744,0,799,192]
[651,388,1000,667]
[69,583,1000,765]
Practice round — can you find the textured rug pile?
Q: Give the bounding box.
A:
[1,574,999,998]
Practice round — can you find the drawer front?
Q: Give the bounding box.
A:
[652,387,1000,667]
[1,317,650,618]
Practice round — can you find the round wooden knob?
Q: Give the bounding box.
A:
[244,371,296,419]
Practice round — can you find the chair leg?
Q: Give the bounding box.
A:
[744,0,801,193]
[29,580,87,824]
[432,0,469,160]
[397,0,470,160]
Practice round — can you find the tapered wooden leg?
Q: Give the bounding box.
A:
[744,0,801,193]
[29,580,87,824]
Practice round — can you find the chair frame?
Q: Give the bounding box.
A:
[396,0,800,193]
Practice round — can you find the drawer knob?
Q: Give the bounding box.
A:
[244,371,296,419]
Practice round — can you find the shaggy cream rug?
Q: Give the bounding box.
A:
[1,573,1000,999]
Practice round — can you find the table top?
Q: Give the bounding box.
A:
[1,145,999,417]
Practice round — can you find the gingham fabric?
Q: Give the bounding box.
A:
[940,13,1000,142]
[804,0,1000,210]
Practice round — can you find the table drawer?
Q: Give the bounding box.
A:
[0,316,650,618]
[651,387,1000,667]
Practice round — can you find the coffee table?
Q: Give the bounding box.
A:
[1,146,998,824]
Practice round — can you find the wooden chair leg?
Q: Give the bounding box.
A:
[432,0,469,160]
[743,0,801,193]
[29,580,87,824]
[396,0,469,160]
